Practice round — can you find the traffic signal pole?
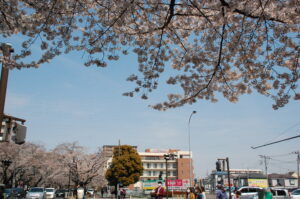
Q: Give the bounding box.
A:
[0,65,9,133]
[226,158,231,199]
[217,158,231,199]
[0,43,13,133]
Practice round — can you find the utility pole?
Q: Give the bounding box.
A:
[117,140,121,199]
[292,151,300,188]
[226,158,231,199]
[0,43,14,132]
[259,155,270,186]
[217,158,231,199]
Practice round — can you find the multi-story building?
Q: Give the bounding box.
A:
[101,146,195,189]
[139,149,194,182]
[102,145,138,159]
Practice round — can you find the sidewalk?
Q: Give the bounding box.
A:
[79,193,216,199]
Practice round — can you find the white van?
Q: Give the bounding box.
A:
[271,188,289,199]
[238,187,264,199]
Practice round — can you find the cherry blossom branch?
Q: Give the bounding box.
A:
[178,23,227,104]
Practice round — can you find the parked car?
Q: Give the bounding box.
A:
[87,189,94,196]
[26,187,45,199]
[291,189,300,199]
[45,188,55,199]
[0,185,5,199]
[55,189,68,198]
[271,188,289,199]
[5,188,26,199]
[238,187,264,199]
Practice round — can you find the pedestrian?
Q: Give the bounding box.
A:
[120,188,126,199]
[101,187,104,198]
[216,185,228,199]
[154,182,165,199]
[186,187,196,199]
[195,187,203,199]
[235,191,241,199]
[201,187,206,199]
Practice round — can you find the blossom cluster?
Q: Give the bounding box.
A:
[0,0,299,110]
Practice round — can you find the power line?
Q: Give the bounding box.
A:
[259,155,270,177]
[266,121,300,143]
[251,135,300,149]
[291,151,300,188]
[268,152,295,158]
[269,157,295,164]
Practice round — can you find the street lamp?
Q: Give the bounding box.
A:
[164,153,176,199]
[1,159,12,186]
[188,110,196,187]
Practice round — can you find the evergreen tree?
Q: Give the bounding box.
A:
[105,145,143,192]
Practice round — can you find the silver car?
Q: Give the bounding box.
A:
[45,188,56,199]
[26,187,46,199]
[291,189,300,199]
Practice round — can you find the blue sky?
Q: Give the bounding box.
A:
[3,39,300,178]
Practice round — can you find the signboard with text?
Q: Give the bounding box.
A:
[167,179,190,190]
[143,180,164,190]
[223,179,234,187]
[248,179,268,188]
[142,179,190,190]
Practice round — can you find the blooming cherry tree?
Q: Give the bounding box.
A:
[1,0,299,109]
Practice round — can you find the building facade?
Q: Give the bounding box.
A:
[101,146,195,190]
[268,173,298,189]
[210,169,267,190]
[139,149,194,183]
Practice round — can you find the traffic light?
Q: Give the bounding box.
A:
[159,171,163,180]
[158,171,163,180]
[11,122,26,145]
[0,120,26,145]
[216,161,221,171]
[0,120,8,142]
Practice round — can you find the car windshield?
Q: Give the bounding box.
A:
[46,189,54,192]
[292,190,300,195]
[11,188,23,193]
[4,189,11,193]
[29,188,44,192]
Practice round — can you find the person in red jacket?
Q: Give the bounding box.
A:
[154,182,165,199]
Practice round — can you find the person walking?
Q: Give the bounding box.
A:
[154,182,165,199]
[186,187,196,199]
[195,187,204,199]
[101,187,105,198]
[216,185,228,199]
[120,188,126,199]
[234,191,241,199]
[200,187,206,199]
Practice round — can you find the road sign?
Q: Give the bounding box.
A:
[215,171,228,175]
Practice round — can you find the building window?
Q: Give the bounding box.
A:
[172,171,177,176]
[167,171,170,176]
[153,171,156,176]
[160,163,164,168]
[173,163,177,168]
[147,163,150,168]
[154,163,157,168]
[145,156,160,160]
[290,179,295,185]
[148,171,151,176]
